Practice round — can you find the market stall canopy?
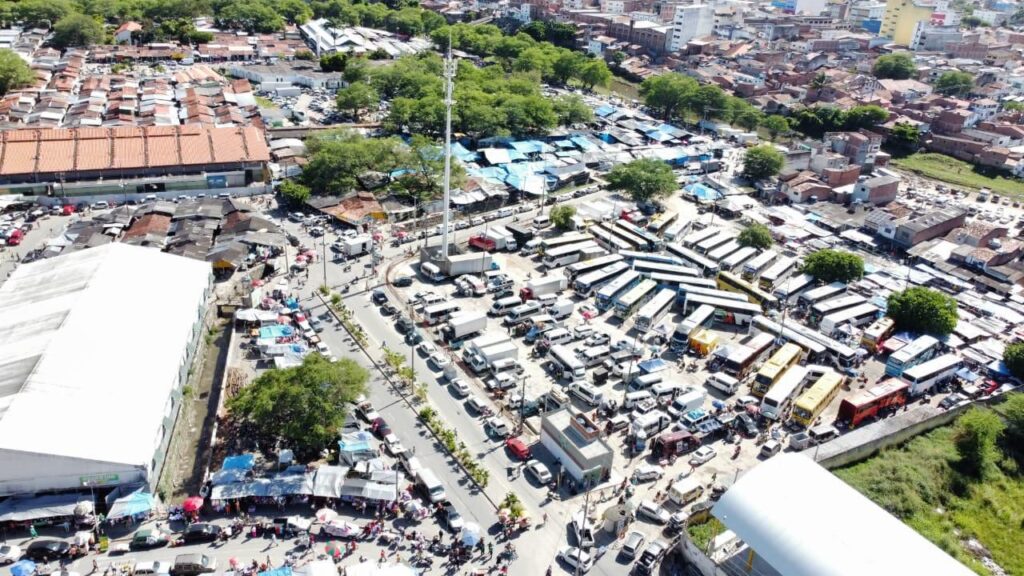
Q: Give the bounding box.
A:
[222,454,256,471]
[0,493,87,522]
[10,560,35,576]
[294,561,334,576]
[258,567,292,576]
[182,496,204,513]
[106,489,157,520]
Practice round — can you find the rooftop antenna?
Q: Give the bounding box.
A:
[440,33,456,260]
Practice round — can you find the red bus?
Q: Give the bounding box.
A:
[837,379,909,429]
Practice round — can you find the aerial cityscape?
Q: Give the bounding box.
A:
[0,0,1023,575]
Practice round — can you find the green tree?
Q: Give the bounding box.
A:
[551,51,582,85]
[761,115,789,141]
[1004,101,1024,112]
[216,0,283,33]
[842,105,889,130]
[809,72,831,98]
[802,249,864,283]
[741,145,784,181]
[500,492,525,520]
[605,158,677,203]
[52,14,105,49]
[320,52,348,72]
[549,204,576,230]
[961,15,983,28]
[935,71,973,96]
[872,53,917,80]
[738,223,773,249]
[391,134,465,201]
[13,0,75,27]
[1000,393,1024,459]
[0,49,34,96]
[887,287,958,336]
[276,0,314,24]
[302,130,407,195]
[342,58,369,84]
[278,179,311,206]
[1004,342,1024,381]
[734,108,764,131]
[639,73,698,120]
[335,82,378,119]
[887,122,920,151]
[227,354,368,460]
[295,49,315,61]
[552,94,593,126]
[578,59,611,90]
[952,407,1004,477]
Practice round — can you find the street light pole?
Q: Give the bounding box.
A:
[518,375,528,434]
[322,233,328,290]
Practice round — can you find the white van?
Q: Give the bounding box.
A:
[570,382,604,407]
[624,390,654,409]
[535,293,559,309]
[521,238,542,255]
[668,477,704,506]
[629,372,663,391]
[579,345,611,367]
[490,358,520,376]
[497,207,515,218]
[416,468,447,503]
[532,214,551,228]
[490,296,522,316]
[504,301,542,325]
[707,373,740,395]
[633,410,672,436]
[543,328,573,346]
[652,382,683,402]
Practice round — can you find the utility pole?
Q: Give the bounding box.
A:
[574,483,593,576]
[439,38,456,261]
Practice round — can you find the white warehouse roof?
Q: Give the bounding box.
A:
[0,243,210,494]
[713,454,974,576]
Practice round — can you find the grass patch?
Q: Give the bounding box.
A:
[892,152,1024,197]
[255,95,277,109]
[835,425,1024,575]
[686,517,725,551]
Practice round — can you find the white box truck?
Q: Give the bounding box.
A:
[441,311,487,342]
[342,235,373,257]
[519,275,568,300]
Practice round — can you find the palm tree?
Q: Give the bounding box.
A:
[810,72,830,100]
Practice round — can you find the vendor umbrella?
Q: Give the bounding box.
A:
[10,560,35,576]
[315,508,337,522]
[324,542,343,558]
[229,559,239,569]
[182,496,204,513]
[460,523,482,547]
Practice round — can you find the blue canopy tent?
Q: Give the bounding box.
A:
[106,490,157,520]
[222,454,256,471]
[258,567,292,576]
[10,561,35,576]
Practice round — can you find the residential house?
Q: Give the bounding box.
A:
[851,173,899,205]
[893,209,967,248]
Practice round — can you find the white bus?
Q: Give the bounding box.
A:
[566,253,624,282]
[723,332,776,379]
[666,243,720,276]
[741,250,778,282]
[647,211,679,237]
[663,219,688,242]
[423,302,461,325]
[596,270,641,311]
[819,303,879,337]
[761,365,810,420]
[539,232,592,255]
[607,223,650,252]
[618,250,684,266]
[550,344,586,382]
[759,256,798,292]
[798,282,847,309]
[678,285,750,303]
[635,288,677,332]
[696,230,737,254]
[670,304,716,352]
[771,272,813,304]
[633,260,700,278]
[681,293,762,326]
[615,220,662,251]
[589,225,633,253]
[574,262,630,297]
[750,315,828,364]
[614,279,658,319]
[542,240,601,269]
[651,274,717,291]
[885,335,940,377]
[721,246,759,273]
[706,240,742,263]
[810,294,866,324]
[681,226,721,248]
[902,353,960,396]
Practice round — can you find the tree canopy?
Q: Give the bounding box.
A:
[887,286,958,336]
[227,354,368,460]
[278,179,311,206]
[52,14,105,49]
[935,71,973,97]
[887,122,921,151]
[1004,342,1024,381]
[801,249,864,283]
[761,115,789,140]
[872,53,917,80]
[738,223,773,250]
[335,82,378,119]
[953,407,1004,478]
[637,72,764,132]
[790,105,889,138]
[605,159,677,203]
[550,204,576,230]
[742,145,784,181]
[0,49,34,96]
[1001,393,1024,463]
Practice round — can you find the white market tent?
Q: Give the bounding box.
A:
[712,454,975,576]
[0,243,211,496]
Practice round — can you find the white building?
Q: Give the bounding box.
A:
[0,244,211,496]
[669,4,715,52]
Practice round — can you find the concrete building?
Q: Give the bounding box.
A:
[771,0,829,15]
[851,173,899,205]
[540,409,613,489]
[668,4,715,52]
[880,0,938,45]
[0,243,212,496]
[894,208,966,247]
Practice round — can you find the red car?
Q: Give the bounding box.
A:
[505,437,531,461]
[6,229,23,246]
[982,379,1001,395]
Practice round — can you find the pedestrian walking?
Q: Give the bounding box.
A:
[29,525,37,539]
[271,532,278,548]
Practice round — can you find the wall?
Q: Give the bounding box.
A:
[32,185,272,207]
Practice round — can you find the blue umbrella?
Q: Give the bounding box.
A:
[11,560,36,576]
[460,522,481,546]
[711,399,726,411]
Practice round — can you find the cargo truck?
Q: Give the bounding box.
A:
[441,311,487,343]
[504,223,534,246]
[469,227,517,252]
[519,275,568,300]
[341,235,373,257]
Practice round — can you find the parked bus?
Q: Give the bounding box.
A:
[574,262,630,297]
[423,302,461,326]
[589,225,633,253]
[670,304,716,352]
[549,344,586,381]
[820,303,879,337]
[771,272,813,304]
[706,240,742,263]
[759,257,798,293]
[614,279,658,319]
[539,232,591,255]
[752,343,804,396]
[861,316,896,353]
[750,315,828,364]
[596,270,641,311]
[647,212,679,237]
[717,271,780,310]
[681,226,721,248]
[741,250,778,282]
[618,250,684,266]
[884,335,940,377]
[607,223,651,252]
[663,219,688,243]
[810,294,866,325]
[615,220,662,251]
[721,246,758,274]
[680,293,761,326]
[666,243,719,276]
[696,230,737,254]
[792,371,845,427]
[723,332,776,379]
[542,240,601,269]
[837,379,909,428]
[798,282,846,309]
[632,260,700,278]
[778,315,858,369]
[761,365,810,420]
[565,253,624,282]
[652,274,716,291]
[635,288,677,332]
[902,353,960,396]
[678,285,749,303]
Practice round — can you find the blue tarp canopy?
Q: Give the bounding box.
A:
[595,105,616,117]
[571,135,597,151]
[222,453,256,471]
[107,490,157,520]
[10,561,35,576]
[338,431,374,453]
[0,493,85,522]
[452,142,479,162]
[988,360,1011,377]
[259,567,292,576]
[510,140,554,154]
[638,358,669,374]
[956,368,979,382]
[553,139,575,149]
[259,325,294,339]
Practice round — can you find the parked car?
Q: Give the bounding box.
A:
[0,545,22,565]
[383,433,405,455]
[505,437,531,460]
[525,460,552,484]
[620,530,645,560]
[181,524,222,544]
[634,540,668,576]
[371,290,388,305]
[735,413,758,437]
[170,554,216,576]
[417,341,437,357]
[430,352,451,370]
[371,417,392,438]
[272,516,312,536]
[939,393,966,410]
[556,546,593,573]
[485,417,510,438]
[636,500,670,524]
[131,528,169,549]
[631,464,664,483]
[393,276,413,287]
[450,379,471,397]
[442,503,464,532]
[689,446,717,466]
[381,304,397,316]
[24,540,70,562]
